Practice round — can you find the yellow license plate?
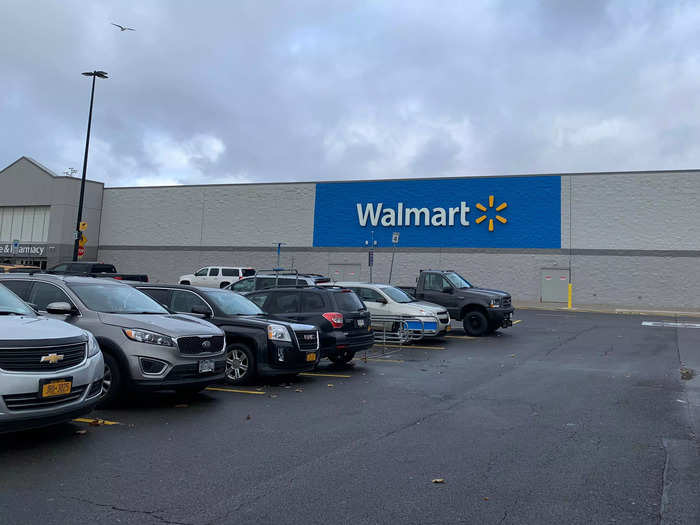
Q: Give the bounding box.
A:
[41,380,72,398]
[306,353,317,362]
[447,325,451,331]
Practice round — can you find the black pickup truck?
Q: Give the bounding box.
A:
[401,270,513,337]
[48,262,149,282]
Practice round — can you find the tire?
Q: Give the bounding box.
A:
[220,282,230,289]
[225,343,256,385]
[98,352,124,408]
[180,280,190,285]
[462,310,489,337]
[328,350,355,364]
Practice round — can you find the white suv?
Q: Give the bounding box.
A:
[179,267,255,288]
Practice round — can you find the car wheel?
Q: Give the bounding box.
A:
[220,282,230,289]
[328,350,355,364]
[463,310,489,337]
[180,280,190,285]
[98,352,123,407]
[225,343,256,385]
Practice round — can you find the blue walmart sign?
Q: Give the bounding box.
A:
[312,176,561,249]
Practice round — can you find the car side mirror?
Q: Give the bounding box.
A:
[191,304,211,318]
[376,297,388,304]
[46,302,76,315]
[442,287,454,294]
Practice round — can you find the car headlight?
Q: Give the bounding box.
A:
[267,324,291,342]
[489,298,501,308]
[123,328,174,347]
[84,331,101,357]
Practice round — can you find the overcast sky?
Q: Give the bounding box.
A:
[1,0,699,187]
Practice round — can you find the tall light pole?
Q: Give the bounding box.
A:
[73,70,108,261]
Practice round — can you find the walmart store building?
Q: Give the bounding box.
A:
[2,156,699,309]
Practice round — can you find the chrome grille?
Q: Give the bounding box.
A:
[3,385,87,411]
[295,330,319,351]
[502,296,512,308]
[0,343,86,372]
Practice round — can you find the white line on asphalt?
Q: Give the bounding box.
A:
[642,321,700,329]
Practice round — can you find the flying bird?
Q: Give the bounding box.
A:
[111,23,135,31]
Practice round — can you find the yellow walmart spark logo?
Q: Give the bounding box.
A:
[475,195,507,232]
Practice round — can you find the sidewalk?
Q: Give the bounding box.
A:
[514,301,700,319]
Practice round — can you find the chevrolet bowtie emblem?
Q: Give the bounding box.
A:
[40,353,64,364]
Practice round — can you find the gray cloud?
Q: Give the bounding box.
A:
[1,0,699,187]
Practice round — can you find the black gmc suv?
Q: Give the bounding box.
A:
[245,286,374,364]
[133,284,320,385]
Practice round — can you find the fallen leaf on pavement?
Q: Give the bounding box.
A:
[327,384,334,388]
[431,478,445,484]
[295,388,303,392]
[483,497,489,501]
[75,429,87,435]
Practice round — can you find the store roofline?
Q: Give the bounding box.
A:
[103,166,700,191]
[0,156,104,186]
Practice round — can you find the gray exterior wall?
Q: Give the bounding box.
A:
[0,157,103,266]
[96,169,700,310]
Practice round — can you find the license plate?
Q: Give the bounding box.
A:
[357,319,365,327]
[306,353,317,362]
[41,380,72,398]
[198,359,215,373]
[446,325,451,331]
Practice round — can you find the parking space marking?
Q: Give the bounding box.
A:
[445,335,478,340]
[642,321,700,329]
[73,417,121,426]
[206,387,266,395]
[299,372,352,378]
[512,319,522,325]
[364,357,405,363]
[376,344,446,350]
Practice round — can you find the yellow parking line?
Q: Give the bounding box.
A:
[299,372,352,378]
[445,335,478,340]
[206,387,266,395]
[512,319,522,325]
[73,417,121,426]
[377,344,445,350]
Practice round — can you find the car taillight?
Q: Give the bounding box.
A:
[113,276,123,280]
[322,312,344,329]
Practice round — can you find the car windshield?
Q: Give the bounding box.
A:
[205,290,263,315]
[444,272,472,289]
[379,286,414,303]
[69,283,168,314]
[0,284,34,316]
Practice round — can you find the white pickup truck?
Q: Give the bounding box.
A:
[179,267,256,288]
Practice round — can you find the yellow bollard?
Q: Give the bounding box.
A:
[567,283,573,309]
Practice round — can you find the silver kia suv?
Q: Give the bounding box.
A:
[0,274,226,406]
[0,283,103,433]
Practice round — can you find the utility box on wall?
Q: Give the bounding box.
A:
[541,268,570,303]
[328,263,362,282]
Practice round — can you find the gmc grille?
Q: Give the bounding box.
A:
[177,335,225,355]
[3,385,87,411]
[295,330,319,351]
[502,297,512,308]
[0,343,86,372]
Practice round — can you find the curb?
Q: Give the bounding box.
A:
[514,304,700,319]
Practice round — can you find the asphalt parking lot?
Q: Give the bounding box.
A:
[2,309,699,525]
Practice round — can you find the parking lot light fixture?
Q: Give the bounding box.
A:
[73,70,109,261]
